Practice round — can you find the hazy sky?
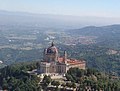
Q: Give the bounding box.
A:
[0,0,120,17]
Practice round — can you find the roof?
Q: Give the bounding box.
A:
[58,57,85,65]
[41,57,85,65]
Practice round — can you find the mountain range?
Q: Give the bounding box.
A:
[0,10,120,29]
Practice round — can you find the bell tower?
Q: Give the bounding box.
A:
[63,51,67,64]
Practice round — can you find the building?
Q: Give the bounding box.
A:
[37,42,86,75]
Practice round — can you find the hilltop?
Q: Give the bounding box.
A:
[0,62,120,91]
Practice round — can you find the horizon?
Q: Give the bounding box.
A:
[0,0,120,27]
[1,9,120,19]
[0,0,120,18]
[0,9,120,28]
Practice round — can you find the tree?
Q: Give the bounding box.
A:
[61,83,66,91]
[42,75,52,87]
[71,82,76,88]
[0,62,42,91]
[2,78,8,90]
[66,82,72,88]
[65,73,75,82]
[61,83,66,87]
[51,80,60,87]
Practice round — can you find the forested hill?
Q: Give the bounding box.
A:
[68,24,120,37]
[68,24,120,48]
[67,24,120,48]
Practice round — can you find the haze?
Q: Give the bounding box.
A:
[0,0,120,28]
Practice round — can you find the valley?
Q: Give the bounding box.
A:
[0,24,120,77]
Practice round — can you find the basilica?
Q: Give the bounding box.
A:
[37,42,86,75]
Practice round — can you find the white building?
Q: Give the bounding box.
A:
[37,42,86,75]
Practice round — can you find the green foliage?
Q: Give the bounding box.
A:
[42,75,52,87]
[66,67,120,91]
[71,82,76,88]
[66,82,72,88]
[0,61,41,91]
[59,43,120,76]
[0,48,43,66]
[51,80,60,87]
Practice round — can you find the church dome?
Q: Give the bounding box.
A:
[45,42,58,54]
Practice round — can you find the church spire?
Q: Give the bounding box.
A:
[63,50,67,64]
[51,41,54,46]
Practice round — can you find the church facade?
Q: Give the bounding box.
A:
[38,42,86,75]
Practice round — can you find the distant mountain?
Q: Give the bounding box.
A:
[0,10,120,29]
[0,10,84,29]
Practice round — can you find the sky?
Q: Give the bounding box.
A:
[0,0,120,17]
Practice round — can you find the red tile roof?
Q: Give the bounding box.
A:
[58,57,85,65]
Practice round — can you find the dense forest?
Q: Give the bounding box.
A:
[66,68,120,91]
[0,62,41,91]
